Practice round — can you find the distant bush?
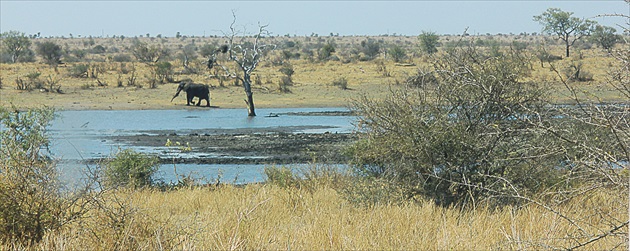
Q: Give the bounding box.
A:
[388,45,406,63]
[104,149,160,189]
[92,45,107,54]
[318,42,336,61]
[359,39,381,60]
[331,77,348,90]
[112,54,132,62]
[69,63,90,78]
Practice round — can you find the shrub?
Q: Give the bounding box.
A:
[112,54,132,62]
[92,45,107,54]
[0,107,88,246]
[359,39,381,60]
[318,42,336,61]
[331,77,348,90]
[154,61,173,83]
[349,43,561,207]
[69,63,90,78]
[36,41,63,68]
[104,149,160,189]
[264,166,299,188]
[388,45,406,63]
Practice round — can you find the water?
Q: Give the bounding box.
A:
[49,107,355,184]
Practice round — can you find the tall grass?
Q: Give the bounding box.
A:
[11,173,625,250]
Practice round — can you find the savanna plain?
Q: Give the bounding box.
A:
[1,23,629,250]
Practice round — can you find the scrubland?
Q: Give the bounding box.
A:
[1,34,628,250]
[0,35,626,110]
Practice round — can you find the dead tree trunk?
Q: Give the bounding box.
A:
[243,73,256,116]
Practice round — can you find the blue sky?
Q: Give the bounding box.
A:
[1,1,627,37]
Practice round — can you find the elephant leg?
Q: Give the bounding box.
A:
[186,93,194,105]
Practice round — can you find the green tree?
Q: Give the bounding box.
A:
[533,8,596,57]
[589,25,621,52]
[36,41,63,69]
[418,31,440,55]
[0,31,32,63]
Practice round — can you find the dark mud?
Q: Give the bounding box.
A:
[109,125,359,165]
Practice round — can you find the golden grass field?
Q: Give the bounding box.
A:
[1,36,628,250]
[29,181,626,250]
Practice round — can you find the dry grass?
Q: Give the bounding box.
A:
[16,182,623,250]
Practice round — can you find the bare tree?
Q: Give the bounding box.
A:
[223,12,276,116]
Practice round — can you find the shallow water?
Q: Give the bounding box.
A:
[49,107,355,184]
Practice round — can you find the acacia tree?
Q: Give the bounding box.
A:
[223,12,276,116]
[0,31,32,63]
[590,25,621,52]
[533,8,596,57]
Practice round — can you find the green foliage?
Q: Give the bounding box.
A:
[418,31,440,55]
[69,63,90,78]
[533,8,597,57]
[154,61,173,83]
[199,43,217,58]
[359,39,381,60]
[331,77,348,90]
[92,45,107,54]
[36,41,63,67]
[264,166,299,188]
[0,107,68,245]
[349,43,562,207]
[589,25,621,52]
[278,63,294,93]
[0,30,33,63]
[318,41,336,61]
[388,45,406,63]
[104,149,160,189]
[130,40,168,64]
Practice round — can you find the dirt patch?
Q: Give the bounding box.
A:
[109,126,359,165]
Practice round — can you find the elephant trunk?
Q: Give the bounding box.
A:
[171,88,182,102]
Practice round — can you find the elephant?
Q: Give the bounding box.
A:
[171,82,211,107]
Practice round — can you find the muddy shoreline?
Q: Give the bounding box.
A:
[107,125,359,165]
